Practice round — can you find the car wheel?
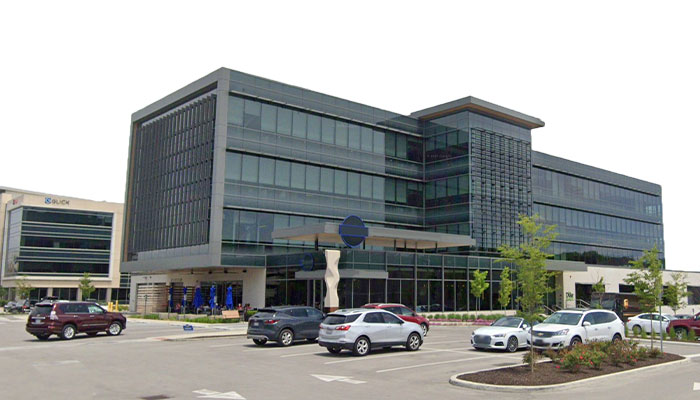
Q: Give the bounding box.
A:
[35,334,50,341]
[253,338,267,346]
[61,324,76,340]
[674,327,687,340]
[612,333,622,343]
[569,336,582,347]
[278,329,294,346]
[507,336,518,352]
[406,332,421,351]
[632,325,642,336]
[107,321,123,336]
[327,347,342,354]
[353,336,370,356]
[420,323,429,337]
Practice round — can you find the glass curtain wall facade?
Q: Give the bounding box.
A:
[124,68,665,312]
[4,207,113,276]
[532,152,664,266]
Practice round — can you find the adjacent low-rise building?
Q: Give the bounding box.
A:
[0,187,128,303]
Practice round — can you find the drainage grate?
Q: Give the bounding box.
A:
[141,396,170,400]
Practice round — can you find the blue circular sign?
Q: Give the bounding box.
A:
[300,253,315,271]
[339,215,368,248]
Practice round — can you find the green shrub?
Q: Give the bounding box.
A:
[634,345,649,361]
[648,347,662,359]
[542,349,562,363]
[561,347,587,372]
[0,299,8,307]
[522,350,541,365]
[141,314,160,320]
[640,329,647,339]
[688,329,697,342]
[624,324,629,337]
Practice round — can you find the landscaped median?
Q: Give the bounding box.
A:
[450,340,687,392]
[424,313,508,326]
[132,313,242,324]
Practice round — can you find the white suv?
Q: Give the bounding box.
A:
[530,309,625,349]
[318,308,424,356]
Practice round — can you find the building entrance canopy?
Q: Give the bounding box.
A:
[272,222,476,250]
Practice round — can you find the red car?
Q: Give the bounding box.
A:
[26,301,126,340]
[667,312,700,340]
[362,303,430,336]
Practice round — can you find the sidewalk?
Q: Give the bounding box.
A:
[129,316,248,340]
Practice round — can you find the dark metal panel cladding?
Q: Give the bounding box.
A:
[125,94,216,259]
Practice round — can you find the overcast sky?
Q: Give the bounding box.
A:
[1,1,698,272]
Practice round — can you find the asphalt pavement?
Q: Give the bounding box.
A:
[0,314,699,400]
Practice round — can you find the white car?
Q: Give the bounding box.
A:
[318,308,424,356]
[530,309,625,349]
[626,313,672,335]
[471,317,531,352]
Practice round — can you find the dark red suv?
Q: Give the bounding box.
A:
[362,303,430,336]
[26,301,127,340]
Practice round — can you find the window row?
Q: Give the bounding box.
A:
[228,96,421,162]
[225,152,423,206]
[534,204,663,239]
[533,168,662,217]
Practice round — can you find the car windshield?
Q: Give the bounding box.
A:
[491,317,521,328]
[543,312,582,326]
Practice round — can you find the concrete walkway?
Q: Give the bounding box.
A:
[128,316,248,340]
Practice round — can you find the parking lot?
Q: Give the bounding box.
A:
[1,314,699,399]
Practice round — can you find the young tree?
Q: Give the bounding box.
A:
[624,246,663,349]
[15,277,33,300]
[664,271,690,315]
[499,214,558,373]
[499,266,514,310]
[79,272,96,301]
[471,270,489,312]
[592,277,606,294]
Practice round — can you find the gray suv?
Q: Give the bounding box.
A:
[247,306,325,346]
[318,308,424,356]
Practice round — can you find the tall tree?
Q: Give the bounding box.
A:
[79,272,96,301]
[499,266,514,310]
[664,271,689,315]
[499,214,558,373]
[15,277,33,300]
[624,246,663,349]
[470,270,489,312]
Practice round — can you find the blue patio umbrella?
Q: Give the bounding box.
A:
[169,286,174,310]
[225,286,234,310]
[209,285,217,310]
[194,287,203,310]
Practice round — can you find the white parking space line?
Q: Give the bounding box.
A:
[324,349,445,364]
[280,351,326,358]
[375,353,522,373]
[420,339,469,346]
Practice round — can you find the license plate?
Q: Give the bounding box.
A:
[253,322,259,327]
[534,339,545,346]
[325,328,333,334]
[33,319,42,324]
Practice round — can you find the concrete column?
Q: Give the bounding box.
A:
[324,250,340,312]
[242,268,266,309]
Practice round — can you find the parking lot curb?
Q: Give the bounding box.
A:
[449,357,690,393]
[155,331,247,341]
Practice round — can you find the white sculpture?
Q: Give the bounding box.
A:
[324,250,340,310]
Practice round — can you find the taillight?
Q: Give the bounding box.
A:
[335,325,351,331]
[264,319,279,325]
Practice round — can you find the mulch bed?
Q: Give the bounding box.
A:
[458,352,683,386]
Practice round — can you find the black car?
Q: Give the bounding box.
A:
[6,299,31,313]
[246,306,325,347]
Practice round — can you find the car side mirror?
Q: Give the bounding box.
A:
[583,321,591,327]
[399,320,405,324]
